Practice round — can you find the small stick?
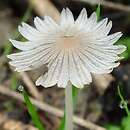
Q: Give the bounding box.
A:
[20,72,42,100]
[74,0,130,12]
[28,0,60,21]
[0,85,106,130]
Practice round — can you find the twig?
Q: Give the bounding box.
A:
[0,85,106,130]
[28,0,60,21]
[92,74,114,95]
[1,57,42,100]
[20,72,42,101]
[74,0,130,12]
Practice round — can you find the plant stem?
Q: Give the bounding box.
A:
[125,106,130,116]
[65,82,73,130]
[118,85,130,116]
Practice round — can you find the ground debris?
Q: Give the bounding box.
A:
[0,112,38,130]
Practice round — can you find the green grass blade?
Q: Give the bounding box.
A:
[72,85,78,106]
[96,4,101,21]
[58,114,65,130]
[118,85,130,116]
[22,90,45,130]
[20,4,33,22]
[11,74,18,90]
[4,4,32,55]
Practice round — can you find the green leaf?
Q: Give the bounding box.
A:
[106,124,121,130]
[117,37,130,60]
[96,4,101,21]
[23,90,45,130]
[121,116,130,130]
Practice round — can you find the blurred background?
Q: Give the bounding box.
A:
[0,0,130,130]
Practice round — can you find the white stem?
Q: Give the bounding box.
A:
[65,82,73,130]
